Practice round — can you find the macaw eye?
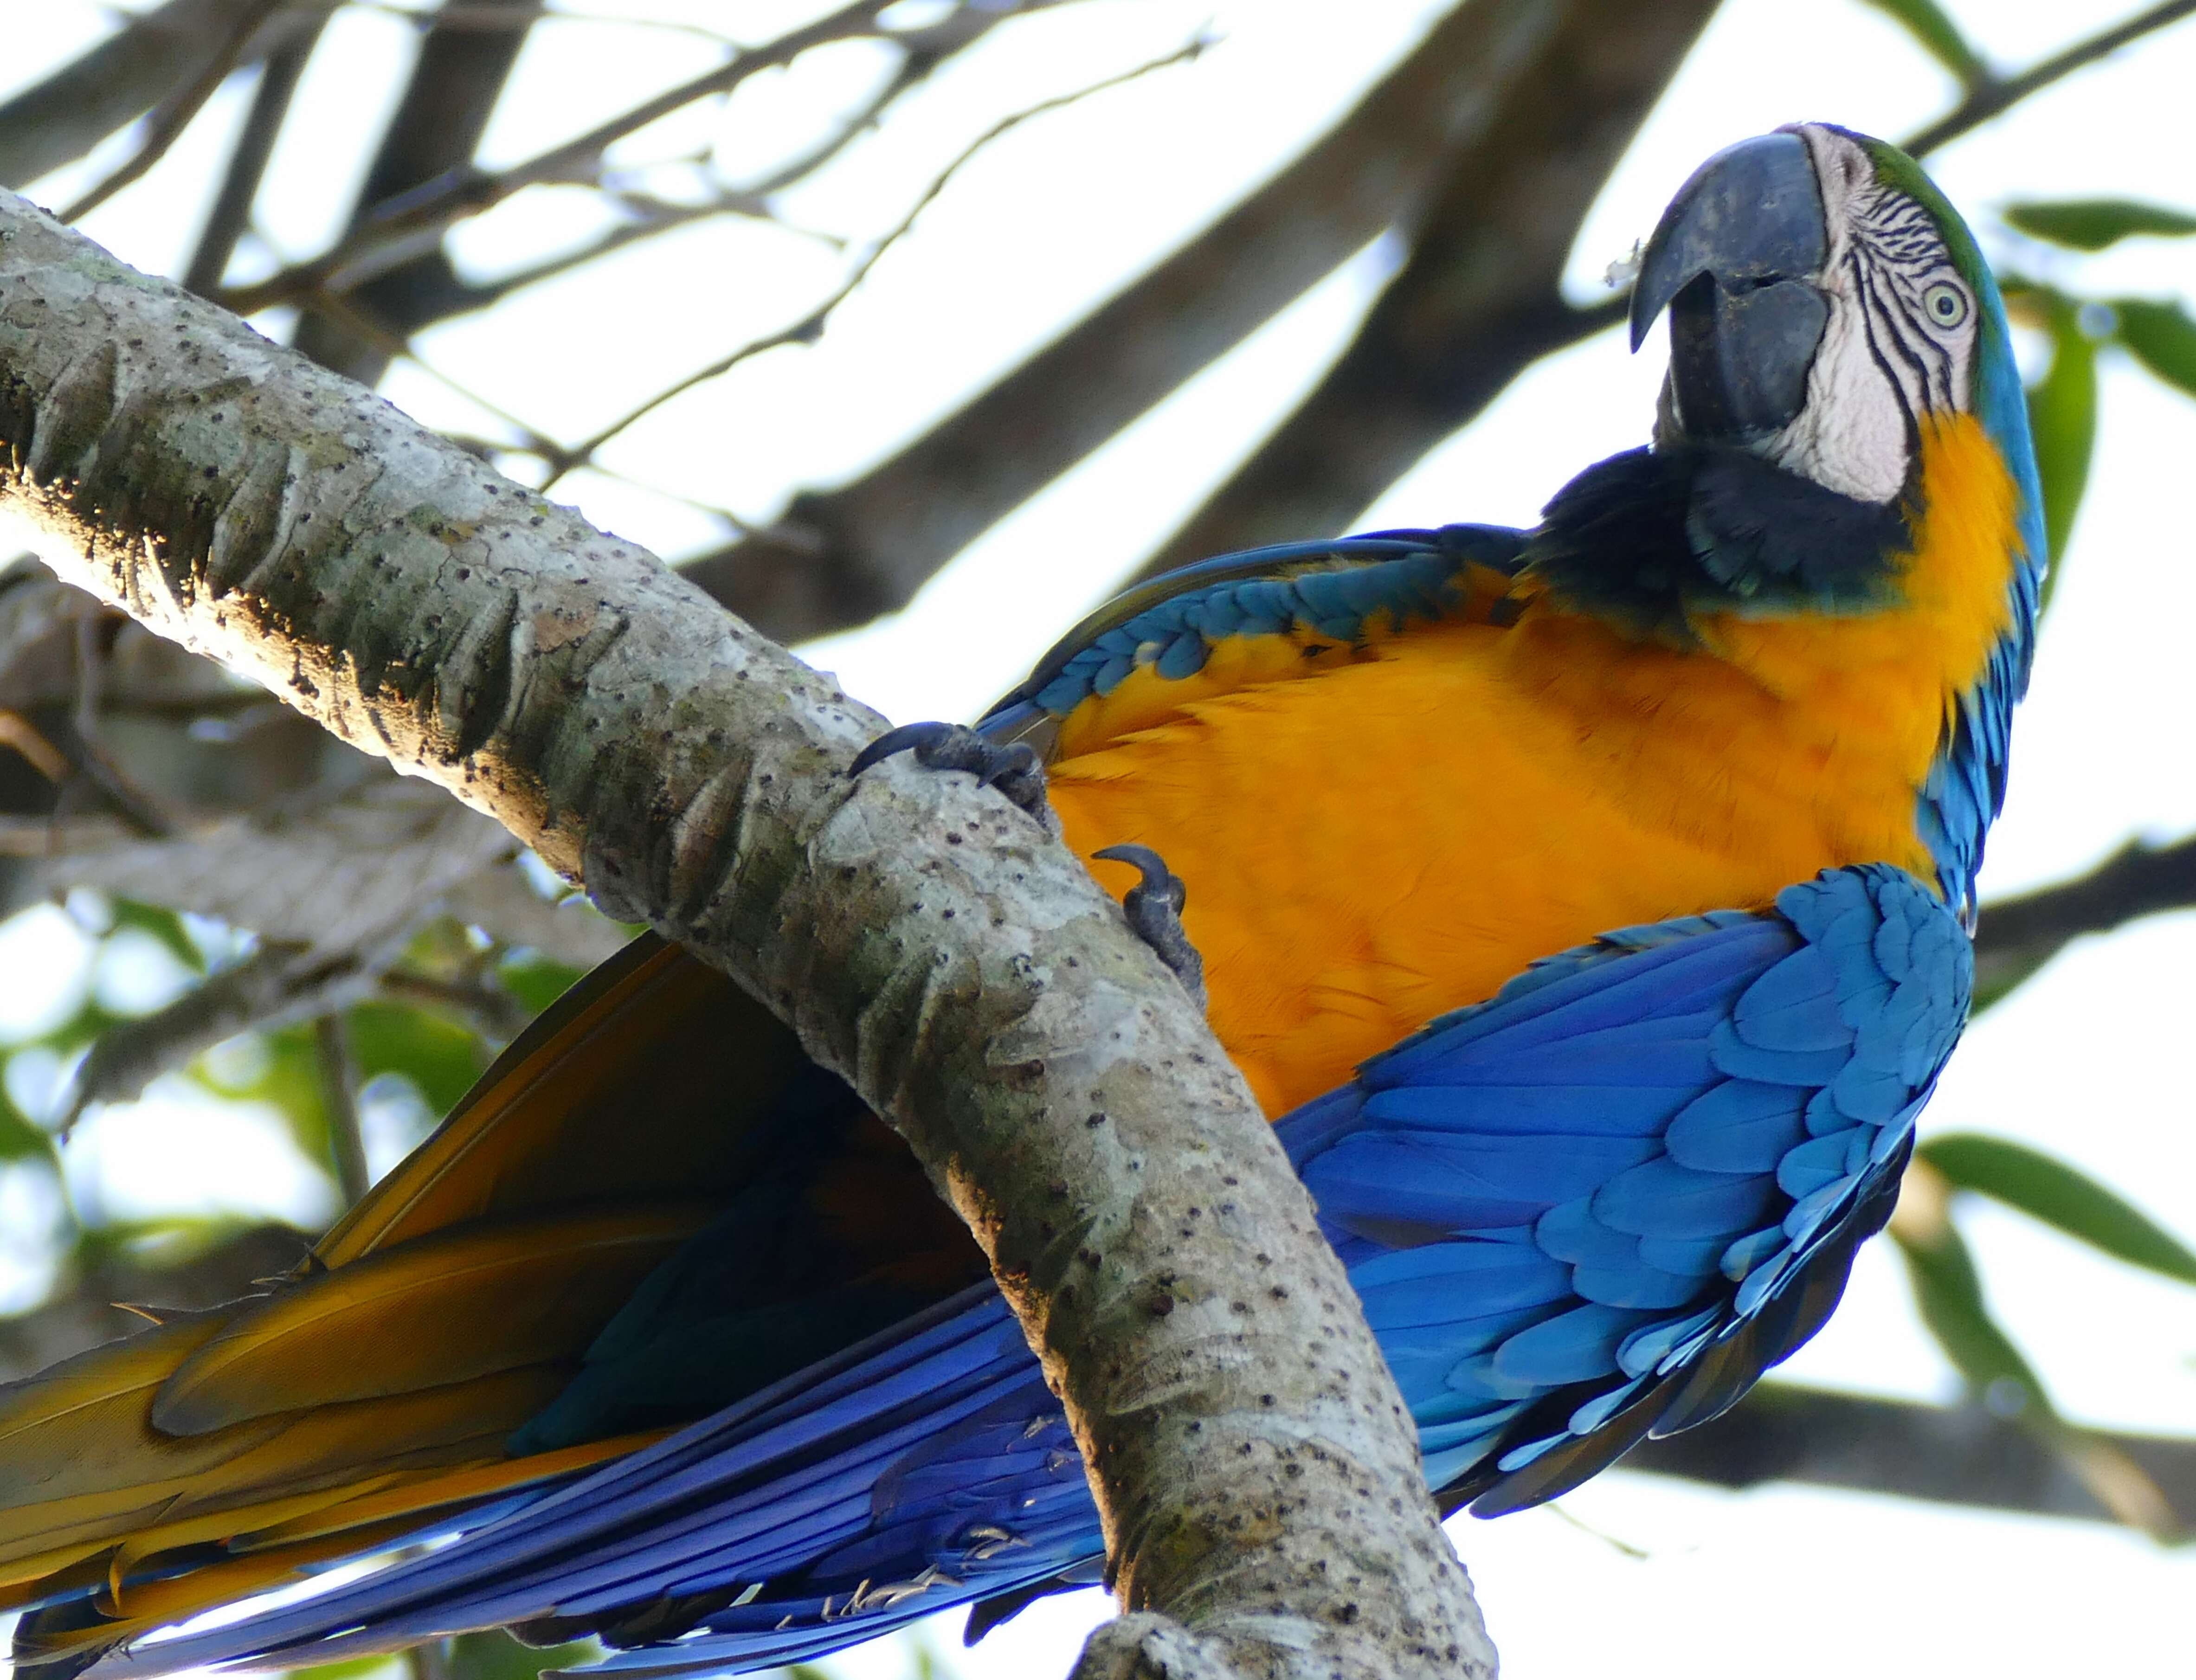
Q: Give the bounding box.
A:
[1923,282,1969,329]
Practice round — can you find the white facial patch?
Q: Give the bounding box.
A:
[1761,125,1978,506]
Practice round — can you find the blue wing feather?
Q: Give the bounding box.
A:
[72,865,1968,1677]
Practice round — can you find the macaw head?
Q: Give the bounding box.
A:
[1533,125,2045,908]
[1628,122,2041,563]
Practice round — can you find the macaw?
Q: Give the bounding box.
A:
[0,122,2041,1678]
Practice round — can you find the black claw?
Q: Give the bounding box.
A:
[849,721,1048,815]
[1093,844,1207,1011]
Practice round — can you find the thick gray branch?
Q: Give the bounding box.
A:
[0,193,1490,1680]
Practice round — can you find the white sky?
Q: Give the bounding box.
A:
[4,0,2196,1676]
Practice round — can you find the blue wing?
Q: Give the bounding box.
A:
[1285,862,1971,1516]
[73,864,1967,1676]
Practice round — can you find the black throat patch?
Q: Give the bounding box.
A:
[1526,444,1914,641]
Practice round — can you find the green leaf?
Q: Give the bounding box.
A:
[274,1657,400,1680]
[2021,287,2097,611]
[1890,1217,2054,1415]
[1918,1132,2196,1284]
[2005,199,2196,251]
[1859,0,1989,86]
[2112,297,2196,398]
[442,1630,600,1680]
[107,899,207,972]
[496,953,587,1018]
[346,1000,489,1118]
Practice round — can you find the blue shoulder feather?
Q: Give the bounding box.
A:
[977,524,1526,734]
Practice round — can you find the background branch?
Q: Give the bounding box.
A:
[1973,833,2196,1003]
[1631,1382,2196,1534]
[676,0,1672,638]
[0,0,328,191]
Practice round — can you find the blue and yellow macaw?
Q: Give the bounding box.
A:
[0,123,2042,1677]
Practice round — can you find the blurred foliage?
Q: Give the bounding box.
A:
[1859,0,1990,89]
[2112,296,2196,395]
[1920,1133,2196,1284]
[2009,282,2097,606]
[2005,198,2196,250]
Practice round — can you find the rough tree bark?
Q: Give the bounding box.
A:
[0,194,1493,1680]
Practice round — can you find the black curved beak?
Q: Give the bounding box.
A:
[1630,131,1830,443]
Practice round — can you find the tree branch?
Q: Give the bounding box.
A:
[0,192,1491,1680]
[1629,1381,2196,1534]
[182,13,330,297]
[290,0,547,387]
[1971,833,2196,1004]
[531,35,1211,491]
[0,0,328,192]
[57,0,293,225]
[1133,0,1712,574]
[676,0,1620,639]
[316,1010,372,1206]
[215,0,975,321]
[1902,0,2196,157]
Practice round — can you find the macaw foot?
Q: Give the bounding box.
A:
[849,721,1048,815]
[1093,843,1207,1012]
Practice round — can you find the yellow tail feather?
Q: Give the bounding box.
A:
[155,1204,718,1435]
[317,937,798,1266]
[0,932,817,1661]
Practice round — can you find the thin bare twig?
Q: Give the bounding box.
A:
[56,941,393,1133]
[0,813,135,856]
[536,32,1214,489]
[378,967,535,1040]
[1905,0,2196,155]
[213,0,906,315]
[349,0,738,42]
[68,605,175,836]
[315,1011,372,1206]
[0,711,71,783]
[182,14,327,296]
[297,285,570,461]
[58,0,292,223]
